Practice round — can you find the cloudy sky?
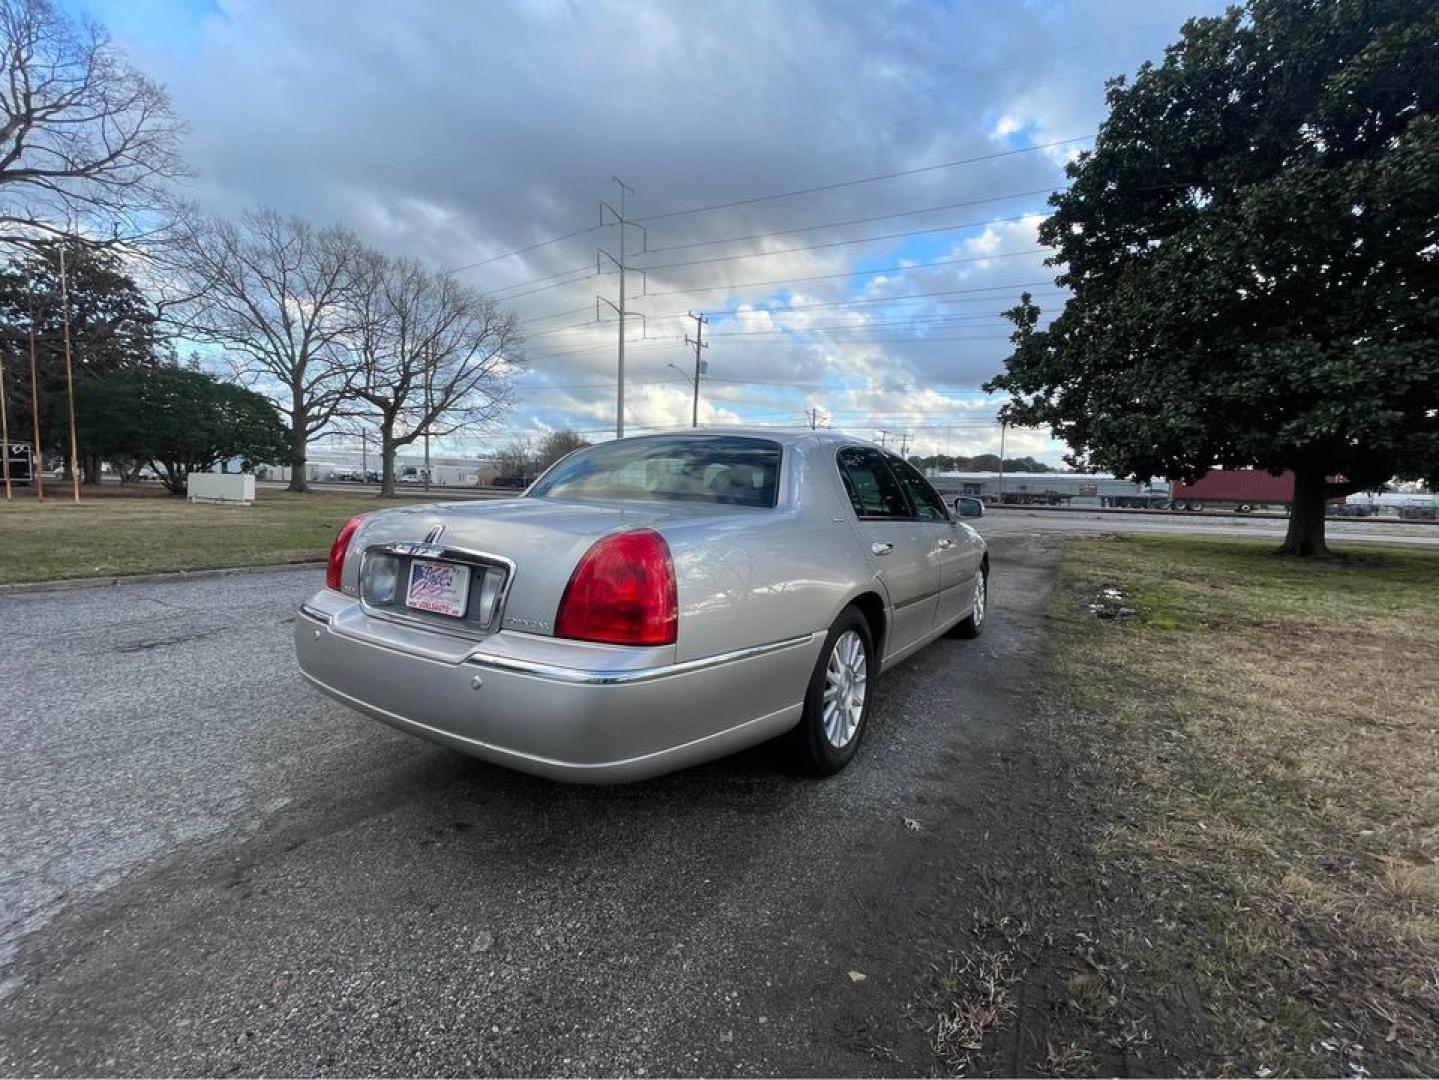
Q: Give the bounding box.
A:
[69,0,1226,463]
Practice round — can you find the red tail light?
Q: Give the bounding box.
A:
[326,514,366,591]
[555,529,678,646]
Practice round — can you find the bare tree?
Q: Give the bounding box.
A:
[165,207,365,491]
[491,437,535,481]
[347,254,521,496]
[535,429,588,472]
[0,0,186,250]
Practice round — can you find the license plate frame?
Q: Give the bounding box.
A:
[404,558,471,618]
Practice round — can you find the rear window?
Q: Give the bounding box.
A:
[527,435,782,508]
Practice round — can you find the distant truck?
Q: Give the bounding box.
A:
[1170,469,1345,513]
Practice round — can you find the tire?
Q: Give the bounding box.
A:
[951,561,989,640]
[792,607,874,775]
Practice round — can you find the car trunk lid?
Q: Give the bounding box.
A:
[350,496,758,638]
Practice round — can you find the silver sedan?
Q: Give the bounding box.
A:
[295,429,989,782]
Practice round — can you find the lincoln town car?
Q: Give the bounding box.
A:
[295,430,988,781]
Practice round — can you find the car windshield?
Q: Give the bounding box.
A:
[528,435,782,508]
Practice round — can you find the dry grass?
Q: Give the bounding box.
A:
[1047,537,1439,1075]
[0,487,435,583]
[929,913,1027,1075]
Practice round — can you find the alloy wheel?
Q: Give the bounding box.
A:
[822,629,867,748]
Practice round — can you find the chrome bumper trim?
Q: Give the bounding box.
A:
[465,632,818,685]
[300,600,816,687]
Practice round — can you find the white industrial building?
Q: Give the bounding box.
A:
[928,471,1172,508]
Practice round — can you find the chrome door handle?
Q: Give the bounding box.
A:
[870,541,894,556]
[937,538,954,549]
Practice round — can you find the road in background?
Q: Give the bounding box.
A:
[981,506,1439,548]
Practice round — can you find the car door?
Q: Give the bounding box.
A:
[888,455,977,628]
[835,446,939,658]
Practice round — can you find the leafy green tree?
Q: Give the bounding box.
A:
[75,366,290,494]
[0,238,159,480]
[985,0,1439,556]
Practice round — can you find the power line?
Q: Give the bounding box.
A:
[529,300,1038,343]
[519,304,595,326]
[447,223,604,275]
[707,334,1013,346]
[634,137,1089,223]
[490,263,596,296]
[705,312,1014,336]
[638,211,1043,273]
[642,248,1044,298]
[643,190,1054,256]
[641,281,1063,321]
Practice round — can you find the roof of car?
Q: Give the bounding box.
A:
[621,427,881,450]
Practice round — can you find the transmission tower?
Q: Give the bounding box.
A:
[596,176,646,438]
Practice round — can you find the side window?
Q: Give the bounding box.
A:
[889,456,950,522]
[837,447,912,519]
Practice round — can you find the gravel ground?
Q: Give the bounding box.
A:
[0,530,1059,1076]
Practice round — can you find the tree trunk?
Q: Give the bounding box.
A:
[1278,466,1330,557]
[380,431,396,498]
[83,453,101,486]
[287,404,308,493]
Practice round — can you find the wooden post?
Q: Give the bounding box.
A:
[28,296,43,502]
[59,245,80,503]
[0,350,11,500]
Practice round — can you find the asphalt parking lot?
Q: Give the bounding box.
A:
[1,529,1059,1076]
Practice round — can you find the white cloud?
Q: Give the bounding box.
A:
[82,0,1226,460]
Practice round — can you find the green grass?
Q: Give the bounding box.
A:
[1040,536,1439,1075]
[0,487,435,584]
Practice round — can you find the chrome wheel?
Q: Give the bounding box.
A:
[822,629,868,749]
[971,572,986,626]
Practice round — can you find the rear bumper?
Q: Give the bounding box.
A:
[294,591,818,783]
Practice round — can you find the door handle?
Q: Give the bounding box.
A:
[937,538,954,549]
[870,541,894,556]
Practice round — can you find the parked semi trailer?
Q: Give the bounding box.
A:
[1170,469,1350,513]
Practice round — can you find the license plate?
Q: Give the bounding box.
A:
[404,559,471,617]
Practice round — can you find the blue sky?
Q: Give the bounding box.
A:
[64,0,1227,462]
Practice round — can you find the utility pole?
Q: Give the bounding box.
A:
[898,432,911,458]
[27,297,42,502]
[684,311,707,428]
[877,429,889,449]
[0,350,11,500]
[58,246,80,503]
[423,343,432,491]
[997,421,1007,500]
[597,177,645,439]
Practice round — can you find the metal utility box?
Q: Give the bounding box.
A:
[187,473,256,505]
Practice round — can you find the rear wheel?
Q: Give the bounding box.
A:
[792,608,873,775]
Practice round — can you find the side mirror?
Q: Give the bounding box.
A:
[954,496,984,519]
